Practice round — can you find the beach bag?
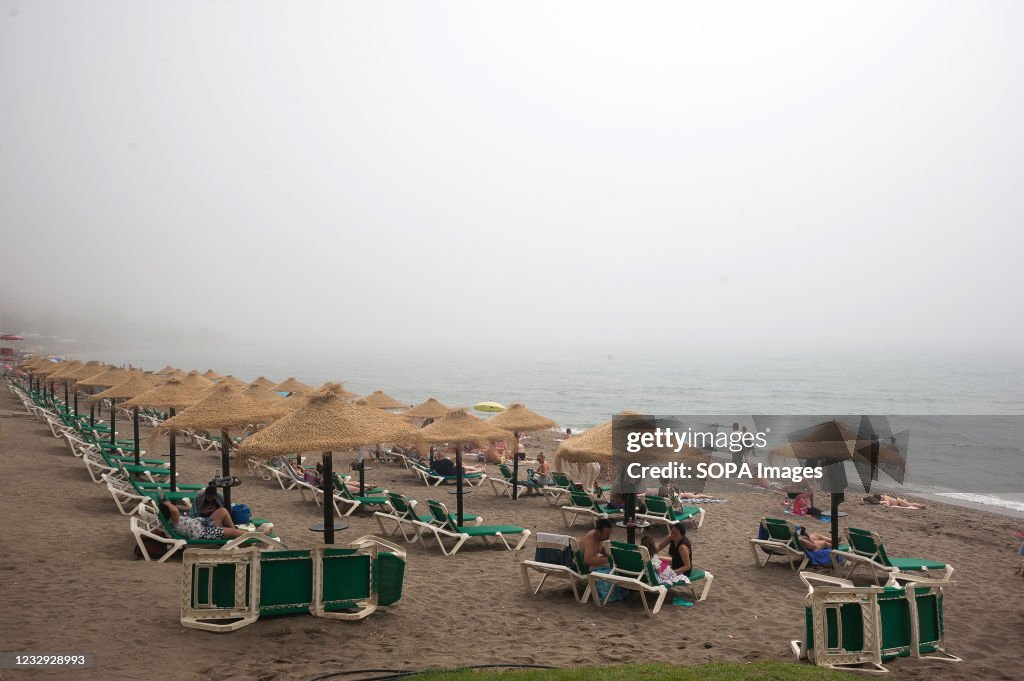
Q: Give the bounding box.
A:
[134,529,169,560]
[230,503,252,526]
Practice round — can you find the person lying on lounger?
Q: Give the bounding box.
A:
[160,501,271,540]
[797,527,833,551]
[430,455,484,476]
[863,494,926,509]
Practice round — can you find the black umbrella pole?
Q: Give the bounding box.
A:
[221,430,231,507]
[73,389,78,418]
[456,446,465,526]
[831,493,841,551]
[89,403,95,427]
[63,381,69,410]
[133,406,141,465]
[626,493,637,544]
[359,458,366,496]
[168,408,177,492]
[323,452,335,544]
[512,433,520,500]
[110,403,116,445]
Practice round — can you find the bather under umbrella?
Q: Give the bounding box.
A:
[122,378,204,491]
[239,383,419,543]
[411,409,514,526]
[768,418,907,551]
[154,384,288,506]
[88,374,162,464]
[489,403,557,500]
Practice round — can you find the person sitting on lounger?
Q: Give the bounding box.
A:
[797,527,832,551]
[160,501,270,540]
[863,493,927,509]
[640,535,683,584]
[580,518,614,569]
[430,455,484,477]
[190,483,225,518]
[655,522,694,577]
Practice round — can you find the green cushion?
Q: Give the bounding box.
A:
[887,557,947,571]
[457,524,526,536]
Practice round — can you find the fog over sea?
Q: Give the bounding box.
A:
[76,344,1024,513]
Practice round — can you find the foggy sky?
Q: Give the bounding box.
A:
[2,1,1022,359]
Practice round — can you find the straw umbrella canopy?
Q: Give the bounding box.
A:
[154,384,288,506]
[359,390,409,411]
[218,375,246,388]
[202,369,222,380]
[273,377,312,394]
[241,383,285,405]
[769,419,907,549]
[334,383,359,399]
[156,365,179,376]
[249,376,276,389]
[88,374,162,463]
[278,391,311,411]
[401,397,453,420]
[179,370,215,391]
[48,360,82,413]
[122,378,205,491]
[240,383,420,543]
[411,408,515,525]
[76,366,134,444]
[488,403,557,499]
[61,361,106,425]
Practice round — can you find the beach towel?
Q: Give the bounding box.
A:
[533,533,574,568]
[591,567,626,603]
[805,547,835,566]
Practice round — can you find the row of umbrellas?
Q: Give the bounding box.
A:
[19,356,902,548]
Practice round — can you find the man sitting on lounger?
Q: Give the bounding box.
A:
[160,500,270,540]
[430,455,484,477]
[580,518,614,569]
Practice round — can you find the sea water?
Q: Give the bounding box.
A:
[76,345,1024,513]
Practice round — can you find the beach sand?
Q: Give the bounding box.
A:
[1,384,1021,681]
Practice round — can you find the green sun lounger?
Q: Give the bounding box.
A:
[520,532,593,603]
[832,527,954,583]
[129,504,282,563]
[589,540,713,616]
[180,536,406,631]
[420,499,530,556]
[638,495,705,529]
[559,489,624,528]
[791,571,959,672]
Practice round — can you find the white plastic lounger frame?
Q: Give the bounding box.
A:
[790,572,888,673]
[750,517,809,571]
[519,534,591,603]
[830,528,955,583]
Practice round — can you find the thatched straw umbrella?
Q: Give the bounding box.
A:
[769,418,907,549]
[78,367,134,444]
[156,365,179,376]
[34,360,66,401]
[359,390,409,412]
[180,370,215,391]
[489,403,557,500]
[64,361,105,426]
[240,383,419,543]
[272,377,312,395]
[218,375,246,388]
[400,398,453,461]
[401,397,452,420]
[154,384,288,506]
[249,376,276,389]
[122,378,205,490]
[411,409,515,525]
[278,391,311,411]
[88,374,162,464]
[21,357,48,393]
[241,383,285,405]
[48,360,82,415]
[202,369,222,380]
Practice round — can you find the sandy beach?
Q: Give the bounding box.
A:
[1,383,1021,681]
